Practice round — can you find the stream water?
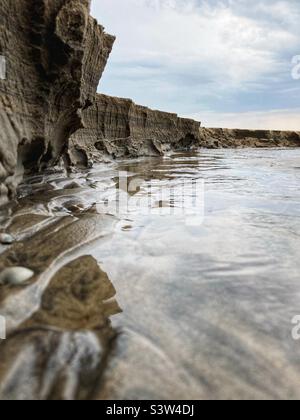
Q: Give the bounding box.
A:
[1,148,300,399]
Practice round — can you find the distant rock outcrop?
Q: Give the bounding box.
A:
[0,0,115,202]
[199,128,300,149]
[68,94,201,166]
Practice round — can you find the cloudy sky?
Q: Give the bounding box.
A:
[91,0,300,130]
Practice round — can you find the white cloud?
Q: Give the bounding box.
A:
[94,0,297,86]
[91,0,300,130]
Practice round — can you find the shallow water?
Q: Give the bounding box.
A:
[1,148,300,399]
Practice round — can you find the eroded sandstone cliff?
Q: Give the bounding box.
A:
[69,97,300,165]
[0,0,115,203]
[68,94,201,166]
[1,2,299,204]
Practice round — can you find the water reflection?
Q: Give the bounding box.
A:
[0,256,122,400]
[92,148,300,400]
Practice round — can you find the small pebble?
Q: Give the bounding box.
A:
[0,267,34,286]
[0,233,15,245]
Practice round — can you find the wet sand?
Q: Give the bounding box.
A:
[0,149,300,400]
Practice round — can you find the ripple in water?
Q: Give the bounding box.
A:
[0,148,300,400]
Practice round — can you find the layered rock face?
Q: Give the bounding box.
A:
[0,0,115,202]
[69,94,201,166]
[199,128,300,149]
[69,95,300,165]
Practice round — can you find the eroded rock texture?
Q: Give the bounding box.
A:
[69,94,202,166]
[199,128,300,149]
[0,0,115,203]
